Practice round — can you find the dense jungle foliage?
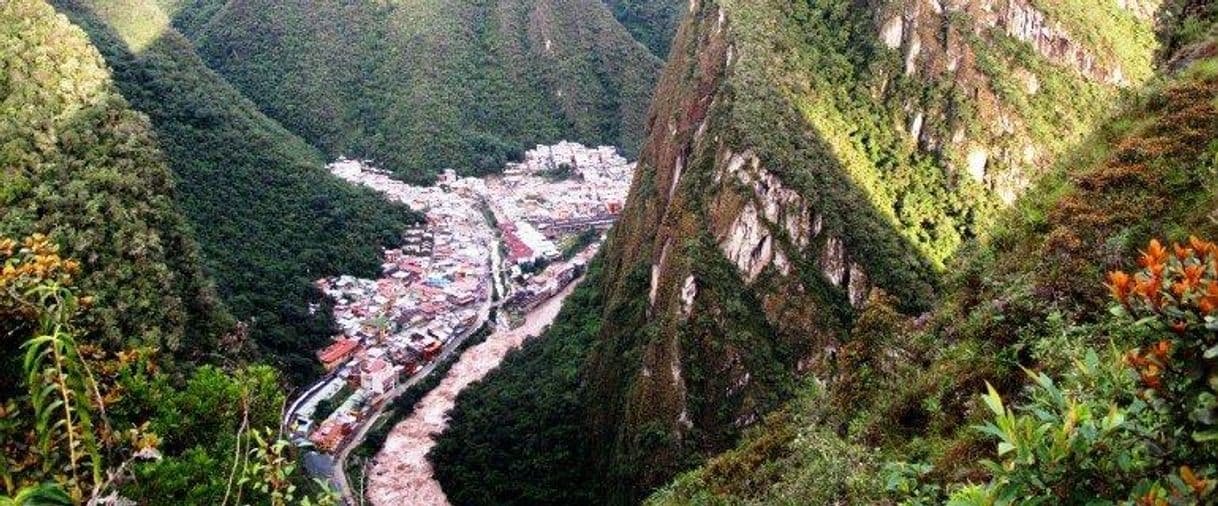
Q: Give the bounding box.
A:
[603,0,684,57]
[0,0,229,363]
[0,232,329,504]
[430,261,607,505]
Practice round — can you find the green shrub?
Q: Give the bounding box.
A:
[933,237,1218,505]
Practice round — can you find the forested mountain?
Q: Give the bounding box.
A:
[152,0,665,183]
[432,0,1218,504]
[48,0,420,380]
[0,0,229,363]
[0,3,322,503]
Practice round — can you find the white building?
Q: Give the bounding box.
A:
[360,358,397,395]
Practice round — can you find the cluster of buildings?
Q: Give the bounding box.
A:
[297,161,495,452]
[504,243,600,312]
[496,142,631,231]
[291,142,635,453]
[488,142,635,313]
[498,220,559,266]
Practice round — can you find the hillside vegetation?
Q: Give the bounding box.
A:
[649,35,1218,504]
[604,0,685,57]
[0,2,329,503]
[159,0,664,183]
[0,0,228,365]
[430,0,1192,504]
[50,0,421,381]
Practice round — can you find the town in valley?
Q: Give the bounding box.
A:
[285,142,634,459]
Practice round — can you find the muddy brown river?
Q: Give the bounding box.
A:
[366,280,581,505]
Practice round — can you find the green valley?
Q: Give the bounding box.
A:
[5,0,1218,504]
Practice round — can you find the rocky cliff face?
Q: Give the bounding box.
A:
[579,0,1160,500]
[645,2,1218,501]
[430,0,1166,503]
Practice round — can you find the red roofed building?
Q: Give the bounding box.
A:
[317,339,359,369]
[502,229,534,264]
[422,340,443,361]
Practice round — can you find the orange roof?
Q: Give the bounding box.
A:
[318,339,359,364]
[309,422,347,452]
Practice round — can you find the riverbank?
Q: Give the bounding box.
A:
[365,278,584,506]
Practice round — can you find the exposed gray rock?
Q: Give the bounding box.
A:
[848,262,870,308]
[967,147,989,181]
[670,154,685,200]
[882,16,904,49]
[821,236,847,287]
[720,202,772,282]
[905,33,922,75]
[681,275,697,317]
[909,111,925,140]
[716,149,816,283]
[650,238,672,307]
[988,0,1127,85]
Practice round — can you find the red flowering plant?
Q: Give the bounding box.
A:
[1107,237,1218,444]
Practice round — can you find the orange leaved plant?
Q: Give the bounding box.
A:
[1108,236,1218,442]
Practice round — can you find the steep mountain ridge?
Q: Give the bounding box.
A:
[650,5,1218,502]
[160,0,664,182]
[433,0,1169,503]
[49,0,420,380]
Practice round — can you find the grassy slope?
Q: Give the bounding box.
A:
[168,0,662,183]
[648,46,1218,506]
[0,0,230,359]
[49,0,421,382]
